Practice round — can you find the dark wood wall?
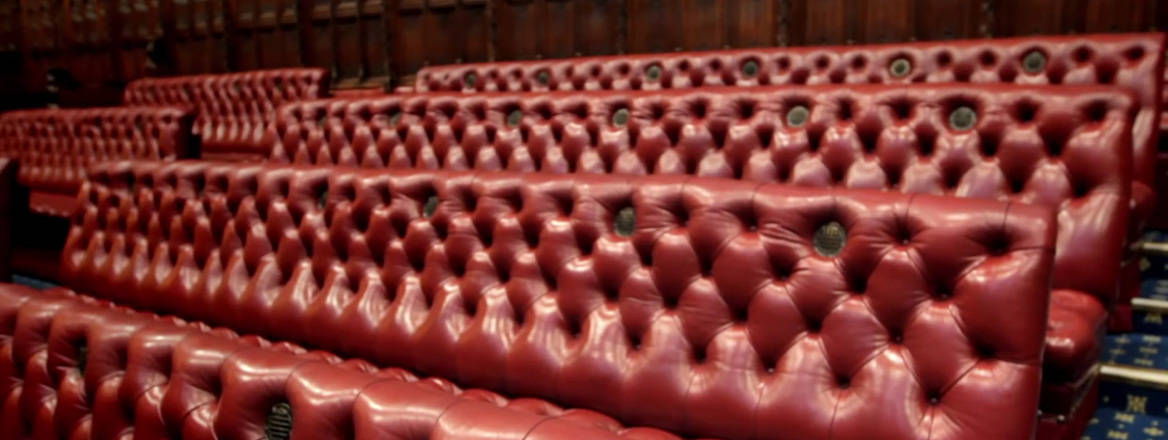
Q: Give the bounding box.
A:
[5,0,1168,108]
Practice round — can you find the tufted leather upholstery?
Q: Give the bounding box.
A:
[61,161,1057,439]
[0,284,677,440]
[415,34,1163,323]
[0,107,193,217]
[122,68,330,161]
[414,33,1162,204]
[265,84,1132,415]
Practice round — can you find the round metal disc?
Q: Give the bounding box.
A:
[814,221,847,257]
[615,206,636,237]
[949,106,977,130]
[645,65,662,82]
[1022,50,1046,73]
[612,108,630,127]
[507,109,523,126]
[889,57,912,78]
[742,60,759,77]
[786,105,810,127]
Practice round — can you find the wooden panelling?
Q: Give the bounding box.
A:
[994,0,1078,36]
[573,0,622,55]
[495,0,544,60]
[627,0,682,53]
[680,0,726,51]
[1158,0,1168,32]
[1082,0,1155,32]
[388,2,424,79]
[726,0,775,48]
[388,1,488,83]
[857,0,913,43]
[788,0,852,45]
[334,4,362,84]
[3,0,1168,106]
[914,0,980,41]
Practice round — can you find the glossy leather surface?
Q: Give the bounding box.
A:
[414,33,1162,202]
[122,68,329,161]
[0,107,192,216]
[0,284,672,440]
[415,35,1161,315]
[61,161,1057,439]
[266,84,1132,407]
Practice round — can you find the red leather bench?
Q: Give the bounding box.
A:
[263,83,1133,436]
[413,33,1165,328]
[413,33,1161,212]
[122,68,330,162]
[60,161,1056,439]
[0,285,675,439]
[0,107,193,217]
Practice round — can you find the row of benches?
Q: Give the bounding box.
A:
[0,284,675,439]
[10,161,1051,440]
[0,32,1163,439]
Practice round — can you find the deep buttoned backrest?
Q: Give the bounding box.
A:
[268,85,1132,307]
[0,285,663,440]
[62,162,1056,439]
[123,68,329,160]
[413,32,1163,202]
[0,106,193,216]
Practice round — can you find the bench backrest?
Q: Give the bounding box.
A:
[62,162,1056,439]
[0,106,193,216]
[123,68,329,161]
[414,32,1164,205]
[268,84,1133,307]
[0,285,667,439]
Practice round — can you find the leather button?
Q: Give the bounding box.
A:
[612,108,629,127]
[889,57,912,78]
[265,401,293,440]
[949,106,977,130]
[464,72,477,88]
[813,221,846,257]
[1023,50,1047,74]
[536,70,550,85]
[645,64,662,82]
[786,105,809,127]
[615,206,635,237]
[890,332,903,344]
[741,60,759,77]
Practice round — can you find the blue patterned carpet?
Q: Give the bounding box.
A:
[1084,406,1168,439]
